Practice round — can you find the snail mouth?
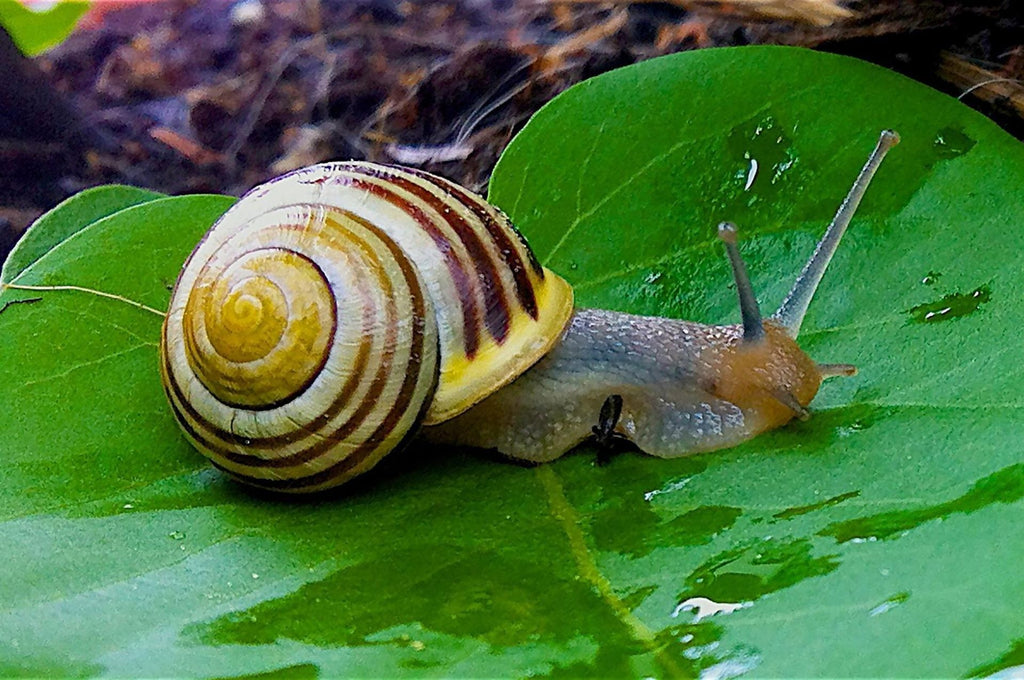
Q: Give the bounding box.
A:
[184,246,337,410]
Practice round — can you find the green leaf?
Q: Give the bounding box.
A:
[1,46,1023,677]
[2,185,164,284]
[489,46,1024,676]
[0,0,89,56]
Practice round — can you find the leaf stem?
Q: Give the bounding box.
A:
[0,282,167,318]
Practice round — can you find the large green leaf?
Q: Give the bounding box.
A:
[1,46,1022,677]
[1,185,164,283]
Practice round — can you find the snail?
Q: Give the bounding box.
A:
[160,130,899,493]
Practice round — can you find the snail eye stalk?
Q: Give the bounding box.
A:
[775,129,900,338]
[718,222,764,343]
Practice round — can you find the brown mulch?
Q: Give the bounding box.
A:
[0,0,1021,263]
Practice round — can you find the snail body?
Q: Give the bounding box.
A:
[425,311,820,462]
[160,131,899,493]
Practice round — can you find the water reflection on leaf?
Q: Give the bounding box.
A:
[678,538,840,606]
[190,541,675,676]
[968,638,1024,678]
[773,490,860,521]
[820,464,1024,543]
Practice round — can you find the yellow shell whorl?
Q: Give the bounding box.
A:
[160,162,573,493]
[183,247,336,408]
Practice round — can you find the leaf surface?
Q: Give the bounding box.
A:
[2,185,164,284]
[1,47,1023,677]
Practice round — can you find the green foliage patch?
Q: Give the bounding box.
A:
[0,0,88,55]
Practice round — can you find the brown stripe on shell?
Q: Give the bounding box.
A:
[168,300,390,472]
[353,164,513,344]
[165,210,433,484]
[163,217,393,460]
[507,214,546,279]
[164,218,381,450]
[202,263,430,486]
[332,170,483,358]
[164,312,373,454]
[410,166,545,280]
[402,167,543,321]
[218,324,439,492]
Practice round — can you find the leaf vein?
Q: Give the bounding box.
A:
[17,343,155,393]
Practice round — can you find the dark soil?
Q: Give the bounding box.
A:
[1,0,1021,263]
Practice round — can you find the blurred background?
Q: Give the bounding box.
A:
[1,0,1021,263]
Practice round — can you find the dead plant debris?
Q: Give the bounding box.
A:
[0,0,1020,263]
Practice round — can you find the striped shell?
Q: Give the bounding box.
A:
[160,162,574,493]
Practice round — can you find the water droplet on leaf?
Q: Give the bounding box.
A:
[673,597,749,622]
[726,115,798,195]
[908,286,991,324]
[933,126,976,160]
[869,591,910,617]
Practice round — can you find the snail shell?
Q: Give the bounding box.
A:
[160,162,573,493]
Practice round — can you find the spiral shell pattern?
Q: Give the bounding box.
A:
[161,162,573,492]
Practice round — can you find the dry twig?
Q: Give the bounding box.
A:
[937,51,1024,121]
[543,0,854,27]
[544,8,629,61]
